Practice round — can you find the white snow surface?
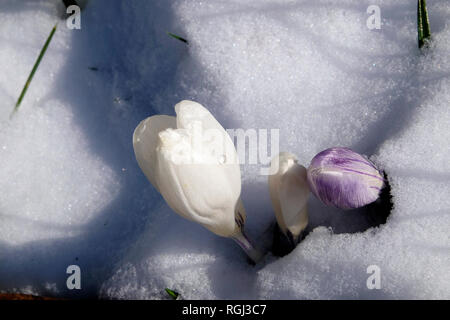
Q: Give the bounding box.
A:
[0,0,449,299]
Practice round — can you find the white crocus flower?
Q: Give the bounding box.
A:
[268,152,310,246]
[133,100,262,263]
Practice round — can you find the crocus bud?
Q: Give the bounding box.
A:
[307,147,384,210]
[133,100,262,263]
[268,152,309,246]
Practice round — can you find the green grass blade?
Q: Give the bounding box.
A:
[167,32,188,44]
[165,288,179,300]
[418,0,431,49]
[11,24,57,117]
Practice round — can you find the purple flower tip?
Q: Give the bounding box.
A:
[307,147,384,210]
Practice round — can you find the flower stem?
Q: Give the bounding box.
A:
[231,231,263,264]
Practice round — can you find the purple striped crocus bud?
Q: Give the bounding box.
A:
[307,147,384,210]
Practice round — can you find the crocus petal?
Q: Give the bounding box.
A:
[279,164,309,238]
[307,147,384,209]
[153,101,243,237]
[269,152,309,241]
[132,115,176,192]
[175,100,224,132]
[175,100,239,166]
[156,153,240,237]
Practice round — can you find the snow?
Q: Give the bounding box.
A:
[0,0,449,299]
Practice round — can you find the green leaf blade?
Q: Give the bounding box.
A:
[165,288,179,300]
[167,32,188,44]
[12,24,57,116]
[418,0,431,49]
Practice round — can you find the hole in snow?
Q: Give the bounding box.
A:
[271,172,393,257]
